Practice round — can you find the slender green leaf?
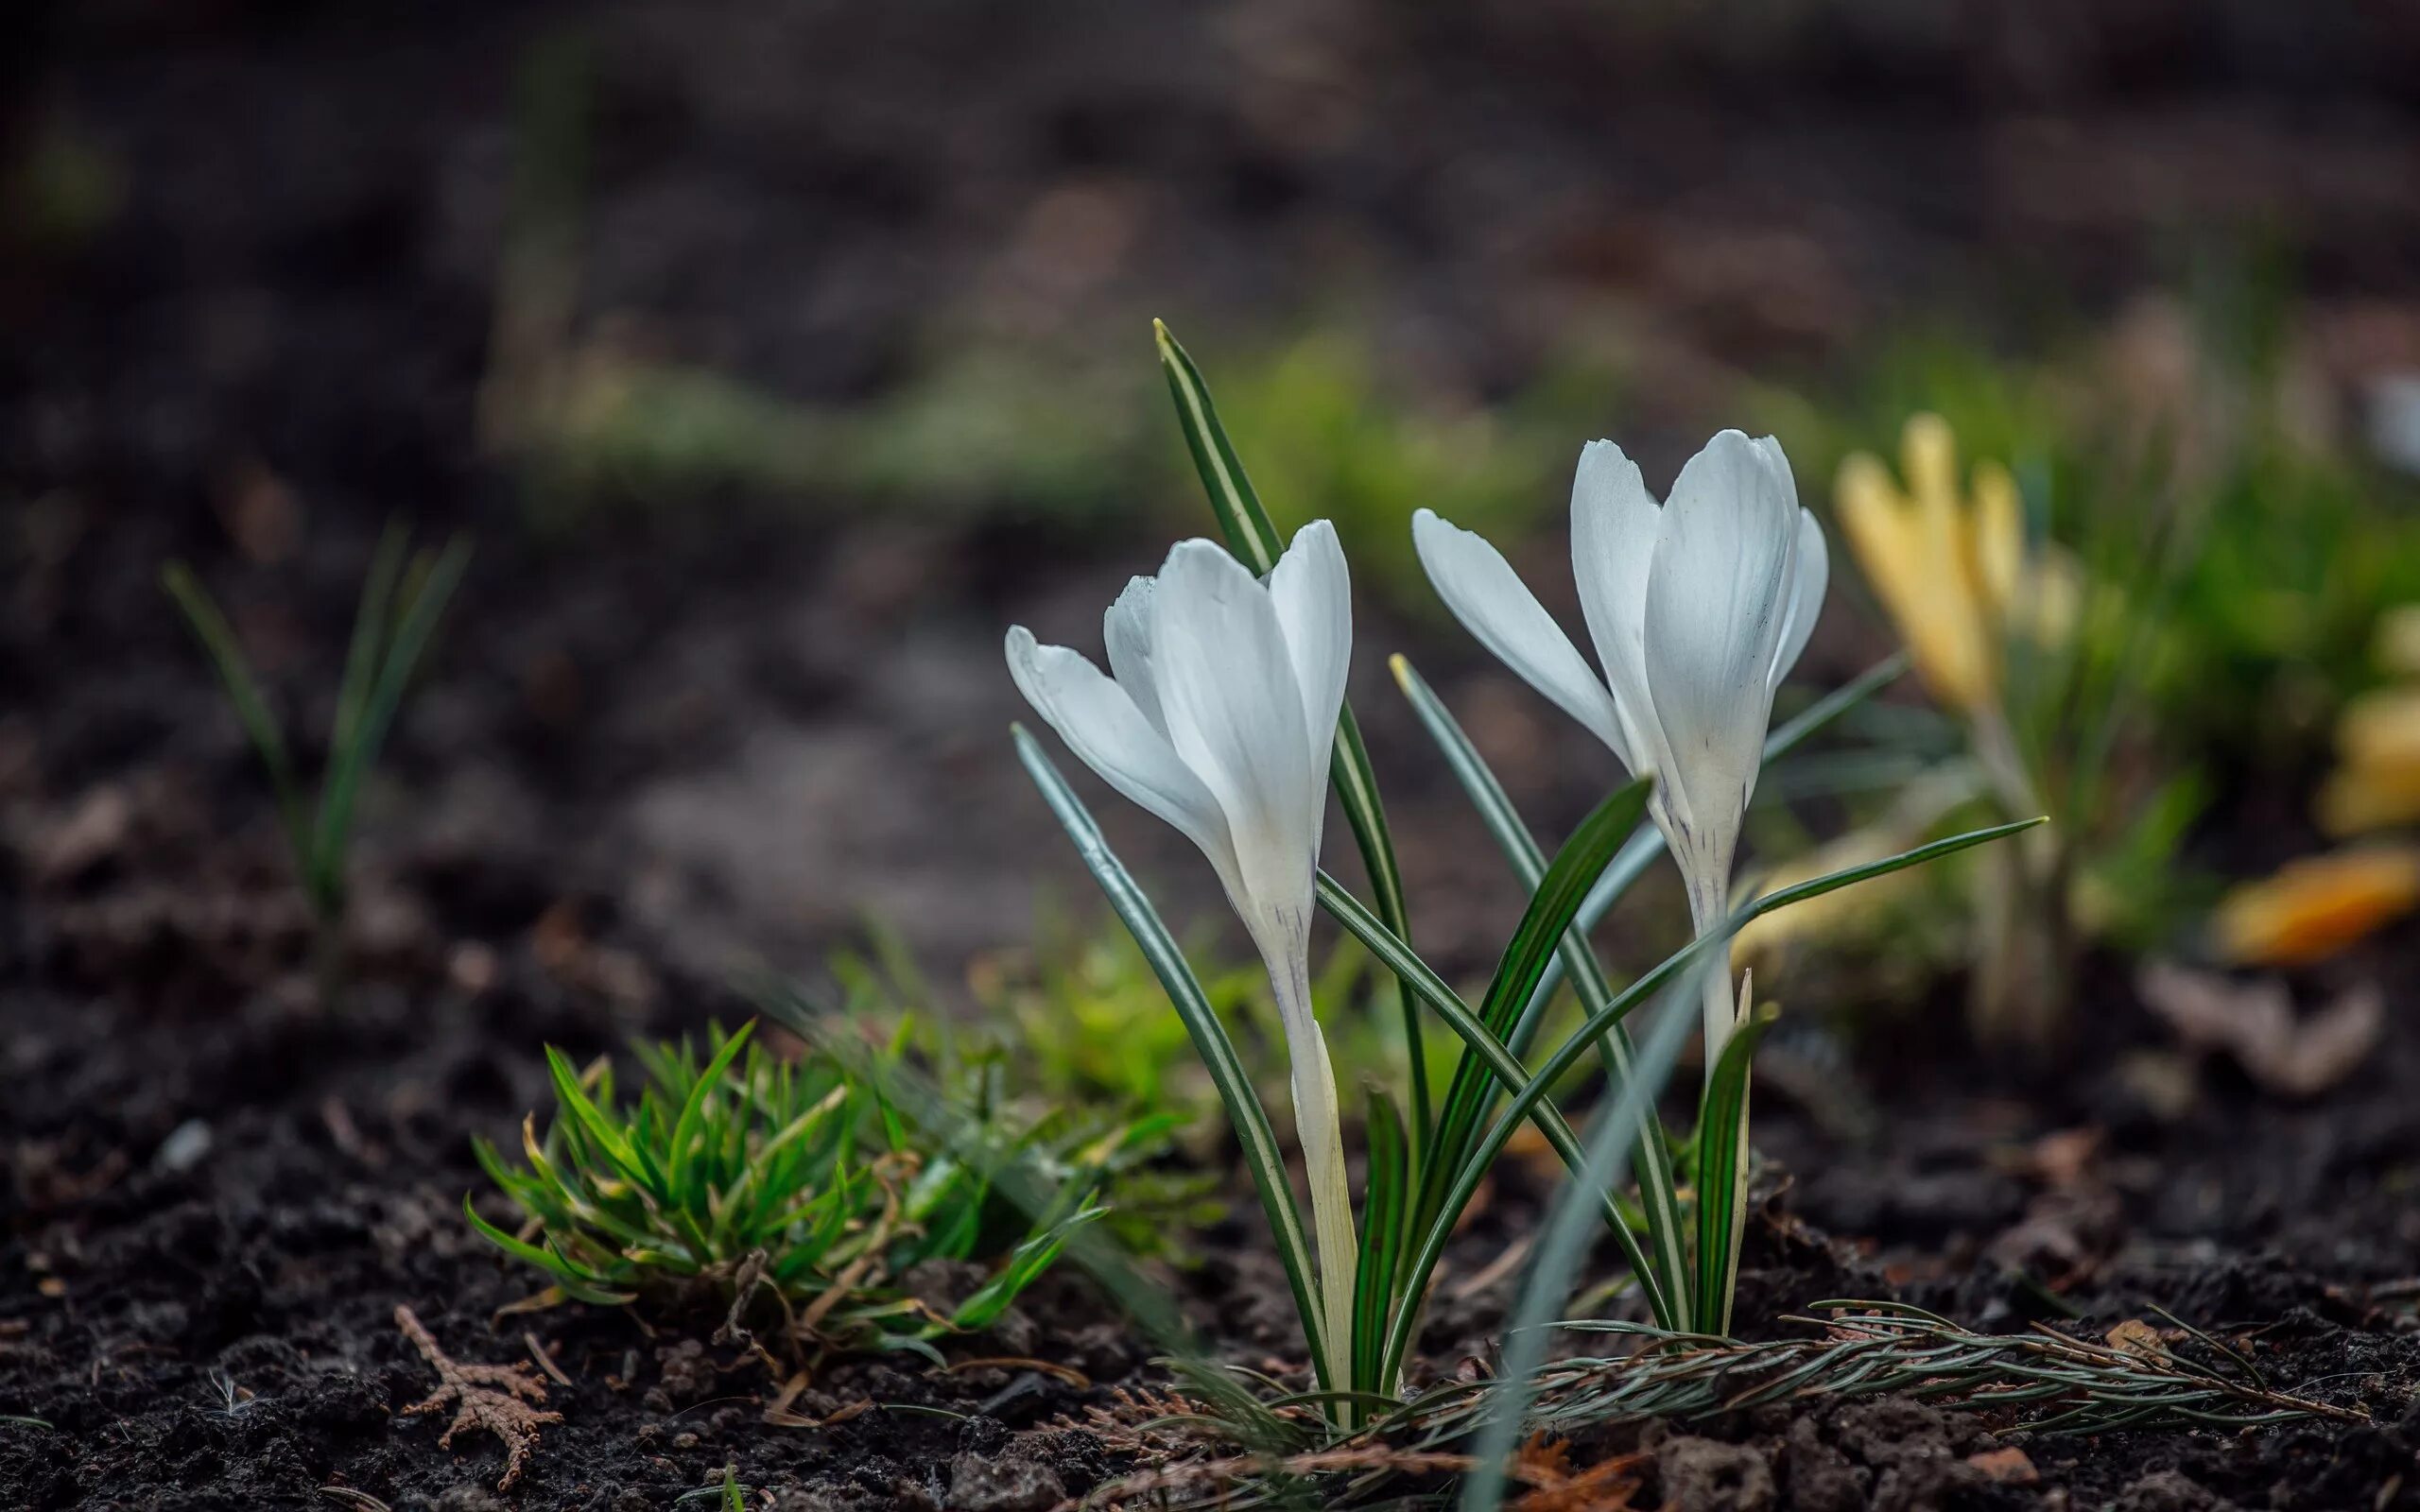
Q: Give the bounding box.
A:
[1351,1084,1409,1399]
[1692,1005,1777,1336]
[310,536,469,908]
[1011,725,1331,1388]
[667,1020,756,1200]
[1154,318,1427,1156]
[952,1204,1109,1331]
[544,1046,669,1201]
[461,1194,634,1303]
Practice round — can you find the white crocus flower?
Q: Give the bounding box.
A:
[1413,430,1827,1067]
[1005,522,1357,1383]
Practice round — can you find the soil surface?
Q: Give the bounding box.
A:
[10,3,2420,1509]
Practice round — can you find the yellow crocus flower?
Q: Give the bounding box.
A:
[1835,414,2027,714]
[2211,845,2420,967]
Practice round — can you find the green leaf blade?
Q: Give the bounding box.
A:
[1692,1005,1778,1337]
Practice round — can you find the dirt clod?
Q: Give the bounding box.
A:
[1657,1435,1776,1512]
[1782,1417,1868,1512]
[945,1445,1067,1512]
[2113,1469,2240,1512]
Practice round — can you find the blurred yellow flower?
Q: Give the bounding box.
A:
[2316,682,2420,836]
[1836,414,2064,714]
[2211,846,2420,967]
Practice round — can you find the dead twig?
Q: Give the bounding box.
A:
[522,1331,573,1389]
[395,1305,563,1489]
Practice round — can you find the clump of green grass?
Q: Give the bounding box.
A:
[162,523,469,1002]
[467,1018,1145,1359]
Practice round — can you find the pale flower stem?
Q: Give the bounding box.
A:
[1699,957,1736,1085]
[1271,951,1360,1400]
[1686,870,1738,1082]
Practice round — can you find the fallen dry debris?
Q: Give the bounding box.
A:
[2137,961,2381,1096]
[394,1305,563,1489]
[1507,1436,1645,1511]
[1965,1445,2039,1485]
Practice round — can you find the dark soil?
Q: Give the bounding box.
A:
[11,3,2420,1509]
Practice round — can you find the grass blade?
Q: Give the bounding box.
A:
[1154,318,1427,1156]
[1011,724,1332,1387]
[1391,653,1692,1327]
[460,1194,634,1304]
[667,1020,755,1201]
[309,535,469,910]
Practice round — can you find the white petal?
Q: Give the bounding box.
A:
[1567,440,1671,790]
[1267,520,1353,791]
[1148,540,1322,928]
[1769,507,1829,690]
[1411,507,1630,765]
[1642,431,1797,891]
[1746,433,1801,511]
[1005,626,1239,894]
[1103,576,1167,732]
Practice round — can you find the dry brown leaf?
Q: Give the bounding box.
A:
[1509,1435,1645,1512]
[2137,961,2382,1096]
[395,1305,562,1490]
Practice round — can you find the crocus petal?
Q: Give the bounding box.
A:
[1412,507,1631,765]
[1837,449,1994,713]
[1566,440,1668,786]
[1267,521,1353,799]
[1103,576,1167,733]
[1769,507,1829,690]
[1642,430,1796,897]
[1834,453,1917,610]
[1901,413,1960,517]
[1006,627,1239,894]
[1148,540,1322,930]
[1970,460,2024,619]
